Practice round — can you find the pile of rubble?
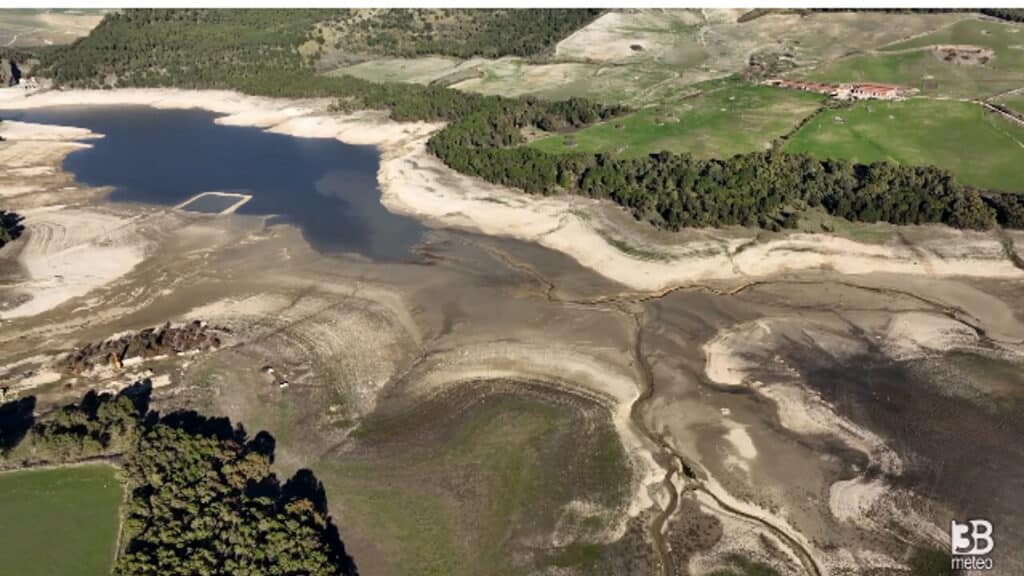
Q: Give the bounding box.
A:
[63,321,225,375]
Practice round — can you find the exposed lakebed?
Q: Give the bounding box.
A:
[4,106,424,260]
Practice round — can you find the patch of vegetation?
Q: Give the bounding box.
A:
[805,19,1024,99]
[987,191,1024,226]
[435,129,1002,231]
[451,60,680,106]
[529,84,824,159]
[324,384,632,576]
[794,206,899,244]
[995,92,1024,116]
[38,9,1024,234]
[327,56,467,85]
[0,9,105,48]
[981,8,1024,23]
[36,9,338,88]
[0,209,24,248]
[883,17,1024,53]
[808,52,1021,101]
[0,464,123,576]
[784,99,1024,193]
[707,553,783,576]
[0,386,358,576]
[319,9,601,62]
[3,387,144,463]
[600,232,672,261]
[546,542,606,571]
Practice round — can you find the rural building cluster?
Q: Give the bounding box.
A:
[765,78,905,101]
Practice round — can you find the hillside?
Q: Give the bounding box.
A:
[31,9,1024,235]
[313,9,603,65]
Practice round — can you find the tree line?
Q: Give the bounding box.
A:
[322,9,603,61]
[429,135,999,230]
[35,9,1024,232]
[979,8,1024,22]
[0,385,358,576]
[35,9,334,88]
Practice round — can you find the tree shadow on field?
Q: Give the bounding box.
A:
[158,409,240,442]
[0,395,35,452]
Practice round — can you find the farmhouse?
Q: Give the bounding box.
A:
[848,83,900,100]
[764,78,840,97]
[765,78,903,101]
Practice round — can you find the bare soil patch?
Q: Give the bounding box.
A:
[933,44,995,66]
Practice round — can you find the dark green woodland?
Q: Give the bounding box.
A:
[0,386,357,576]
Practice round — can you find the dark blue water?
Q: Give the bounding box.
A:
[4,106,423,260]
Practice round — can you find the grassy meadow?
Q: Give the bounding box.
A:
[529,84,824,159]
[784,98,1024,192]
[0,464,123,576]
[451,59,683,105]
[997,92,1024,116]
[0,9,105,47]
[320,386,633,576]
[804,19,1024,99]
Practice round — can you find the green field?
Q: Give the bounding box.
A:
[784,98,1024,192]
[997,92,1024,116]
[529,84,824,159]
[881,17,1024,54]
[0,464,123,576]
[320,386,633,576]
[329,56,473,85]
[803,19,1024,99]
[452,59,682,105]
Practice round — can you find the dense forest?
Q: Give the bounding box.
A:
[984,192,1024,228]
[0,210,24,248]
[35,8,601,86]
[33,9,1024,232]
[979,8,1024,22]
[0,386,358,576]
[320,9,603,61]
[35,9,334,88]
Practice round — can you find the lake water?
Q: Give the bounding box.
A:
[4,106,424,260]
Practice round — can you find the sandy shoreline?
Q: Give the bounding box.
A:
[1,86,1021,294]
[0,204,148,320]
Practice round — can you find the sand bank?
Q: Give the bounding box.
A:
[0,118,146,319]
[0,206,147,320]
[2,86,1020,293]
[0,119,99,141]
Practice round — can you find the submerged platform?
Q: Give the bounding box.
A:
[175,191,252,214]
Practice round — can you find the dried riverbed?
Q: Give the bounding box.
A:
[1,88,1023,575]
